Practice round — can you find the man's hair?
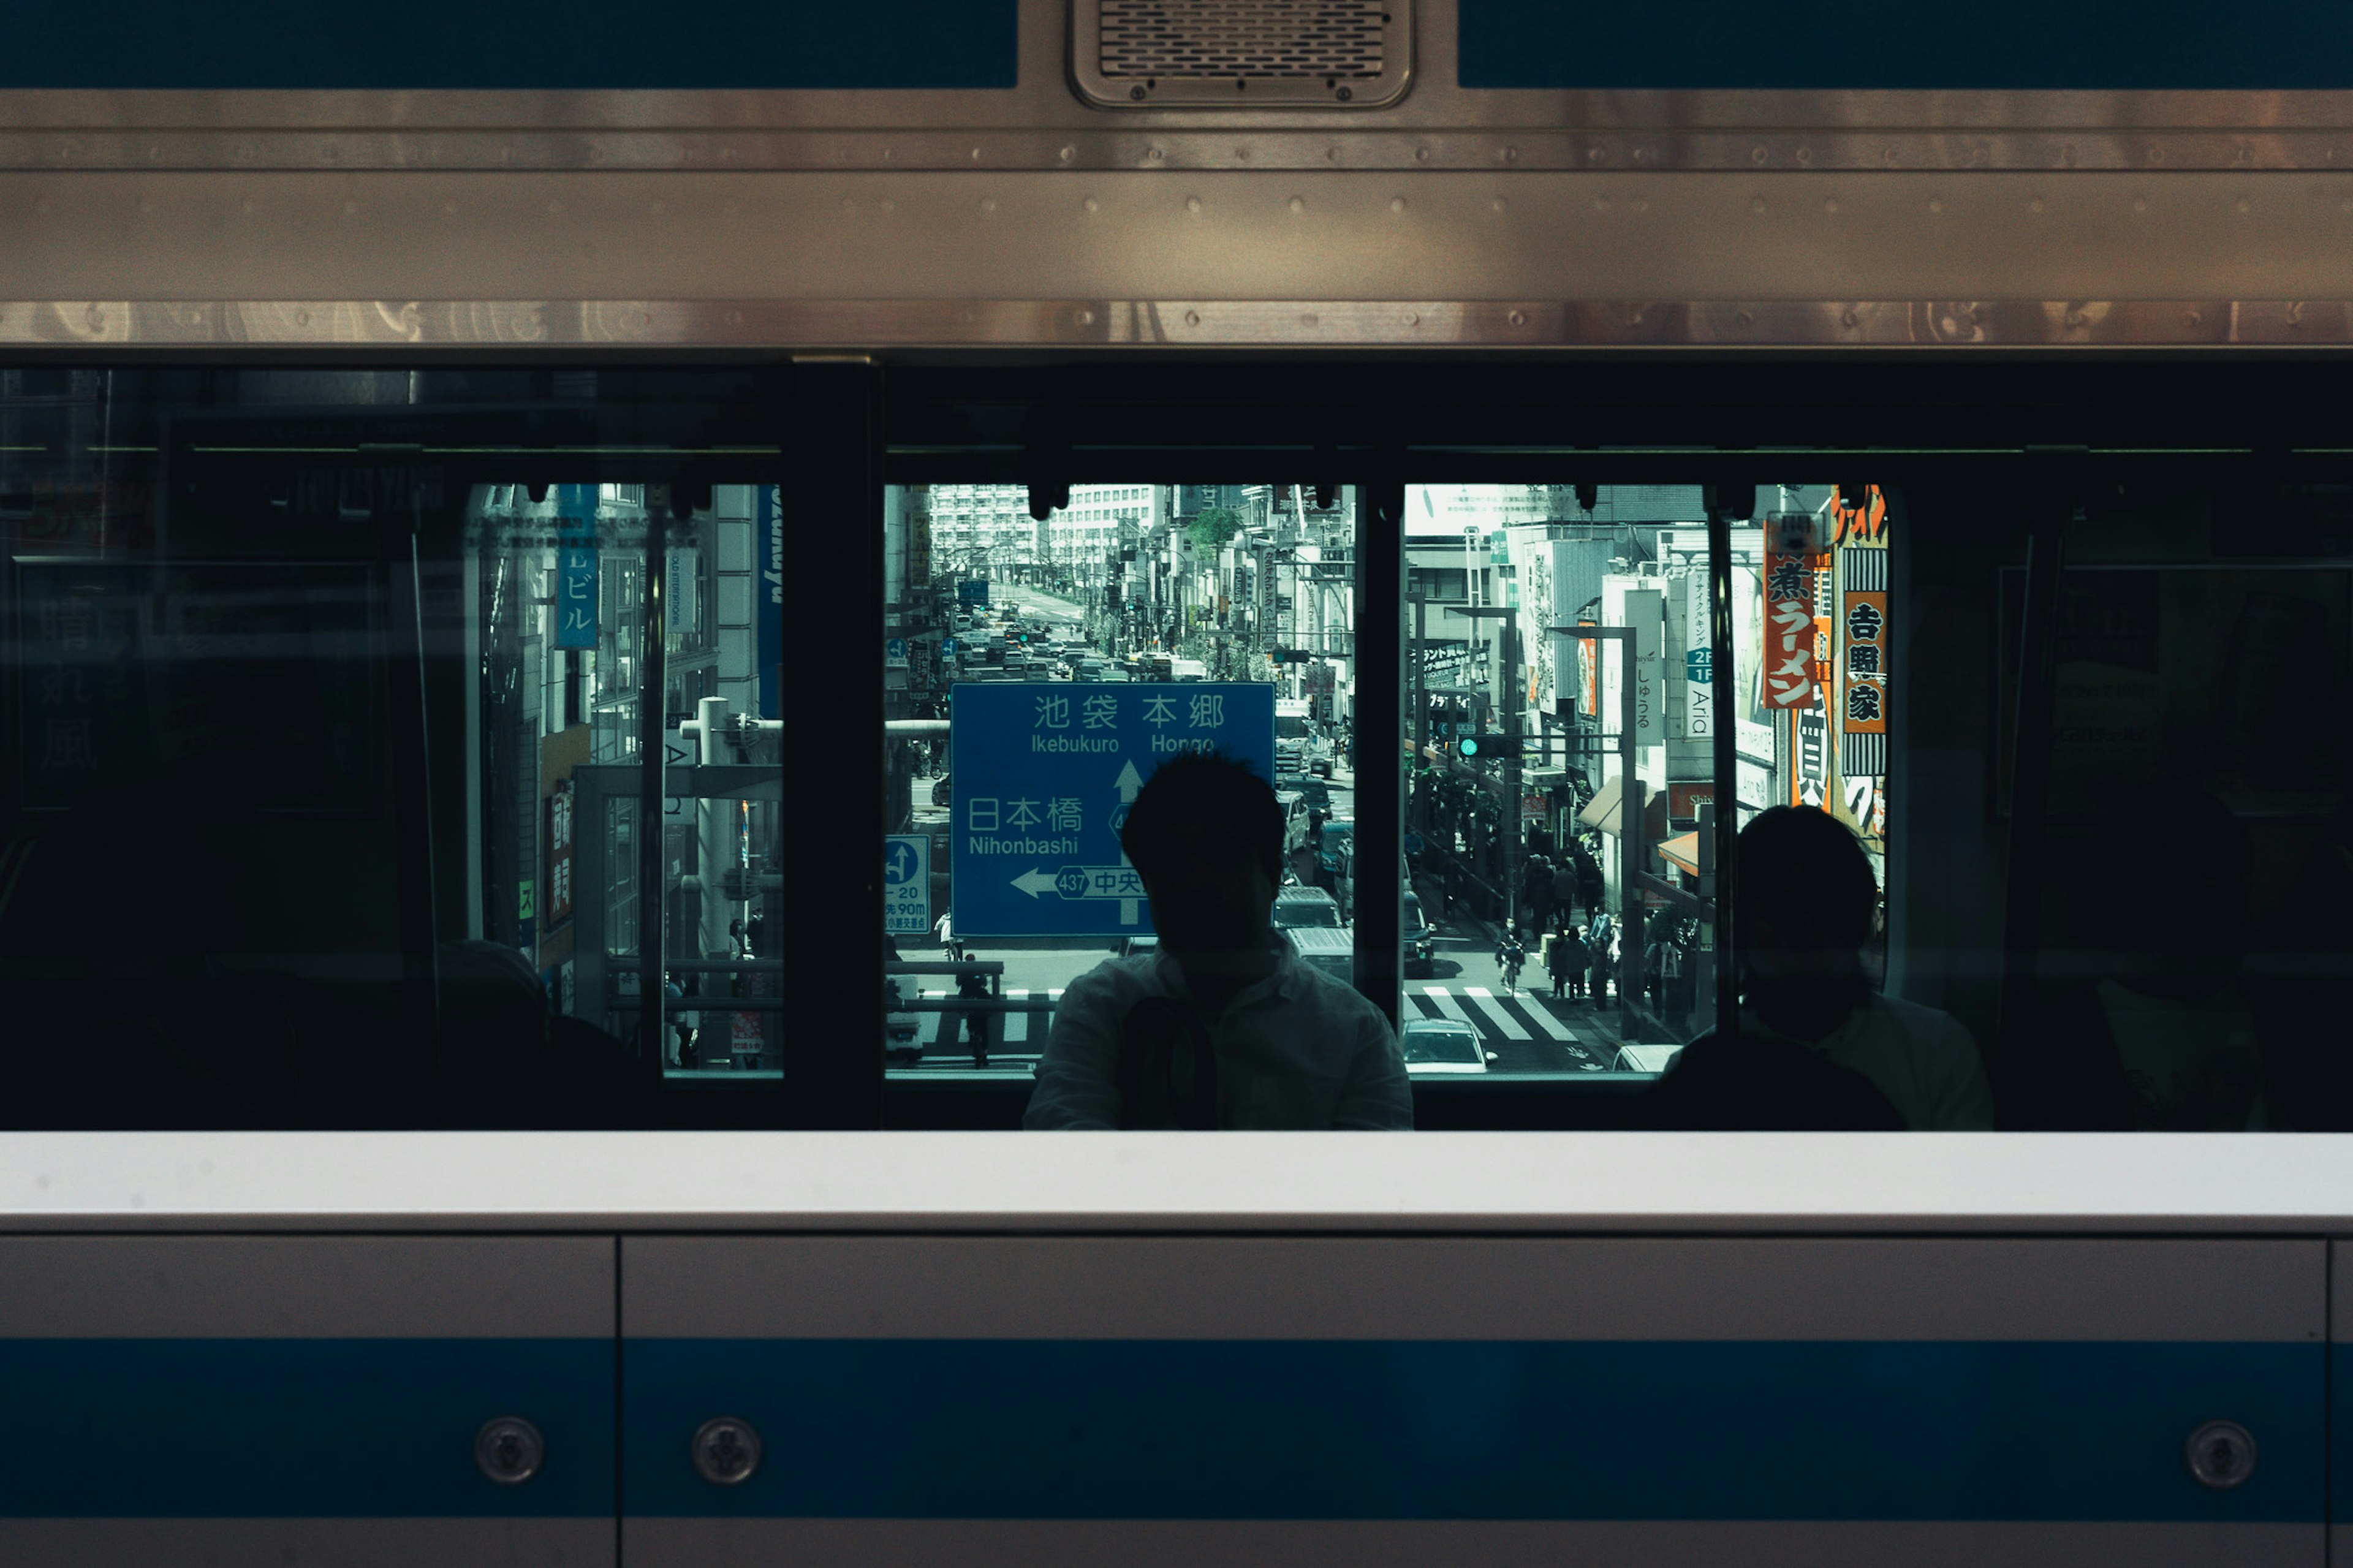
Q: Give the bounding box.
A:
[1119,749,1284,885]
[1733,805,1878,949]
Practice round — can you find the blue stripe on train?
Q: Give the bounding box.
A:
[0,1339,613,1517]
[1459,0,2353,90]
[624,1338,2322,1521]
[0,1,1017,90]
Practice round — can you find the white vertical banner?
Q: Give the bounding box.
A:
[1625,588,1664,789]
[1683,564,1713,738]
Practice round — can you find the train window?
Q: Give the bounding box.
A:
[0,366,796,1129]
[883,482,1392,1127]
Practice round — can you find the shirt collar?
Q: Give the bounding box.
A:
[1153,932,1302,1009]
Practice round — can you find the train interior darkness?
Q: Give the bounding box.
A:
[2,358,2349,1132]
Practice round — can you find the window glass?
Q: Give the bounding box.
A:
[0,367,790,1128]
[885,482,1373,1123]
[1401,485,1898,1088]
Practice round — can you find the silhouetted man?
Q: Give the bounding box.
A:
[1652,806,1991,1131]
[1026,750,1411,1130]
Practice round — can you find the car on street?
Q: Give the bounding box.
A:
[1401,1018,1496,1075]
[1286,925,1355,985]
[931,775,952,805]
[1403,891,1436,975]
[885,978,924,1064]
[1272,887,1344,930]
[1118,932,1160,959]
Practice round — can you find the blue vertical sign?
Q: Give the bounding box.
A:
[951,682,1276,937]
[555,488,599,650]
[757,486,783,721]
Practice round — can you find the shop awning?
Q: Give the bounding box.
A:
[1575,777,1672,839]
[1657,831,1703,876]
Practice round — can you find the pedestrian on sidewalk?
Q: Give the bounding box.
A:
[1548,925,1586,1001]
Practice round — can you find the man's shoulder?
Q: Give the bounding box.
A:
[1865,993,1980,1057]
[1283,958,1392,1029]
[1057,953,1165,1010]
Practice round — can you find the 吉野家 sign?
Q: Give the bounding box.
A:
[951,682,1275,937]
[884,833,931,936]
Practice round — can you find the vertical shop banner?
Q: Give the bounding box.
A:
[757,486,783,721]
[1796,687,1829,807]
[1762,532,1822,710]
[1681,569,1713,738]
[1839,545,1890,779]
[545,778,575,928]
[555,513,599,651]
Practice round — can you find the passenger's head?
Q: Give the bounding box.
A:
[1120,749,1283,955]
[1733,806,1877,985]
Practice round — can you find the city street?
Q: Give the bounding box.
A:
[906,753,1624,1077]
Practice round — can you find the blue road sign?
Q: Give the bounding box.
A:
[884,833,931,935]
[885,637,908,662]
[958,580,990,605]
[942,638,958,656]
[951,682,1275,937]
[555,504,599,651]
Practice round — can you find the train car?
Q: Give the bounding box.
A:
[4,0,2353,1561]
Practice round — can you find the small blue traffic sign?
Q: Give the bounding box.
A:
[942,638,958,656]
[885,637,908,662]
[950,682,1275,937]
[884,833,930,934]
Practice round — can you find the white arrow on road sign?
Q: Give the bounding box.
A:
[1012,863,1146,925]
[1115,760,1144,802]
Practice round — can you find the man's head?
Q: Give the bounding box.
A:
[1120,749,1284,957]
[1732,805,1877,987]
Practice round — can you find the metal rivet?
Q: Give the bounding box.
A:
[1234,147,1248,162]
[1736,311,1754,327]
[1585,146,1602,164]
[969,146,982,161]
[2186,1421,2256,1490]
[1928,199,1944,214]
[1502,146,1519,162]
[2236,197,2251,213]
[691,1417,762,1487]
[1075,309,1095,326]
[1883,146,1899,165]
[1491,197,1506,212]
[1795,146,1813,165]
[2148,146,2165,164]
[1186,195,1201,213]
[2029,197,2045,213]
[980,198,995,213]
[295,309,311,327]
[1289,195,1305,213]
[1842,308,1860,327]
[1147,146,1164,162]
[1404,311,1420,326]
[2184,309,2203,327]
[2134,197,2149,213]
[1414,146,1430,162]
[1751,197,1767,214]
[1633,146,1648,163]
[1390,197,1406,213]
[1184,309,1200,327]
[1326,145,1338,161]
[475,1417,545,1486]
[1083,197,1099,213]
[1507,309,1526,327]
[1823,197,1838,213]
[1059,145,1075,162]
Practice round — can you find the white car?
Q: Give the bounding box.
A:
[1401,1018,1496,1075]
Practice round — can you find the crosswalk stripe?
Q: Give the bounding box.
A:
[1420,986,1478,1028]
[1460,987,1533,1040]
[1511,991,1578,1042]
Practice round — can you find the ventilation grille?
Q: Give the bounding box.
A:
[1099,0,1387,80]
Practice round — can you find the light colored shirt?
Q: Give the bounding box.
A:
[1751,993,1995,1131]
[1025,938,1412,1131]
